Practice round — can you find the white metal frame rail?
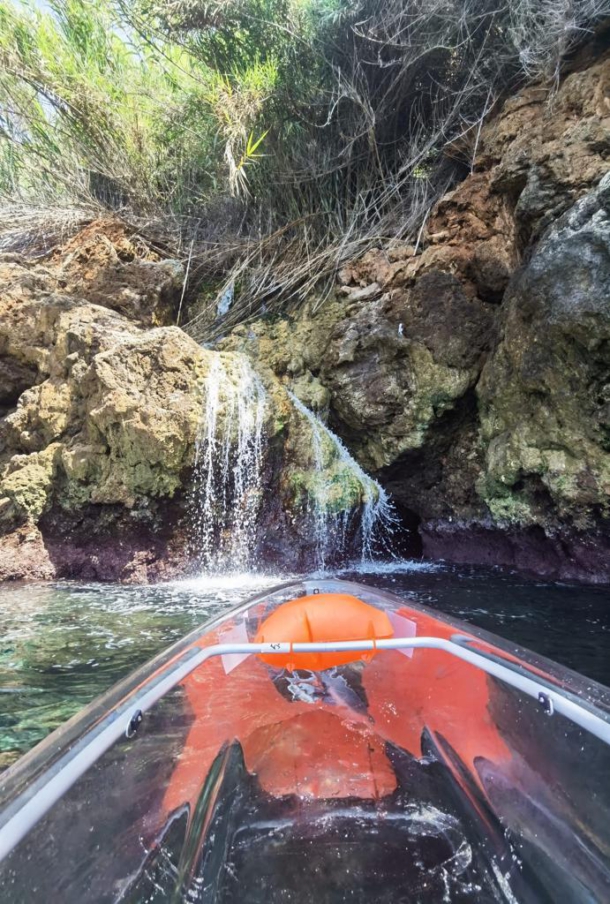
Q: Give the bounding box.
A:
[1,635,609,864]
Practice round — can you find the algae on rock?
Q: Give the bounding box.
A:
[478,173,610,530]
[0,240,383,579]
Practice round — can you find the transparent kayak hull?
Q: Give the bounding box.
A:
[0,578,609,903]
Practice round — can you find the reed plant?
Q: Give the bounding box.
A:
[1,0,609,329]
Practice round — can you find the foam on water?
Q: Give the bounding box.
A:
[174,572,294,593]
[340,559,444,575]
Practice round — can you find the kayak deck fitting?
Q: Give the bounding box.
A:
[0,578,609,902]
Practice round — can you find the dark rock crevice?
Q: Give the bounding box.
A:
[375,388,485,526]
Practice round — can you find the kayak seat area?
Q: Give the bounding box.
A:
[126,739,521,903]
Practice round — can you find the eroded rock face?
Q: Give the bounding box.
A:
[0,219,183,331]
[0,249,381,580]
[478,174,610,529]
[223,48,610,581]
[419,176,610,582]
[51,220,184,326]
[0,263,208,580]
[321,271,494,471]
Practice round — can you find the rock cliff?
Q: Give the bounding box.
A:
[2,47,610,583]
[224,48,610,582]
[0,224,382,580]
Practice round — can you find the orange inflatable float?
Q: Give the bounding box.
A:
[255,592,394,670]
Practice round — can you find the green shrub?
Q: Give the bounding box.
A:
[2,0,610,330]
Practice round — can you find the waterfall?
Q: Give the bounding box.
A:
[288,393,396,569]
[191,356,267,573]
[190,355,395,574]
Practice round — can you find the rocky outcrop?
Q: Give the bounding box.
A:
[417,170,610,578]
[223,48,610,581]
[3,49,610,583]
[0,253,206,580]
[477,175,610,527]
[2,219,184,330]
[0,235,382,580]
[50,220,185,326]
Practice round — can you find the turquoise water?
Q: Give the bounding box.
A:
[1,563,609,769]
[0,574,286,769]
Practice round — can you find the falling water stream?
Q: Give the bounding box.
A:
[190,356,267,573]
[189,353,396,574]
[288,392,396,569]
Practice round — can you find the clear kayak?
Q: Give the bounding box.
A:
[0,578,609,903]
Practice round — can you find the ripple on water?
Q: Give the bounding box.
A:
[1,563,610,769]
[0,572,289,768]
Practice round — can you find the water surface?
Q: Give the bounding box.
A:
[1,563,609,769]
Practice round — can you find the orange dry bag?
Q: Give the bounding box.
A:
[255,592,393,671]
